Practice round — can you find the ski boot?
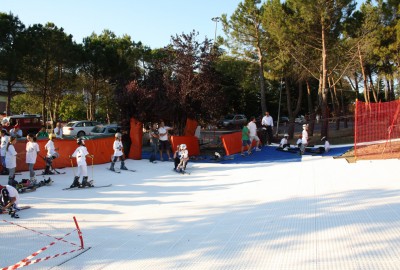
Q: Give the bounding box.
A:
[44,177,53,185]
[30,177,38,187]
[120,161,128,170]
[70,176,81,188]
[9,209,19,218]
[43,166,54,175]
[81,176,93,188]
[110,162,116,171]
[8,176,18,187]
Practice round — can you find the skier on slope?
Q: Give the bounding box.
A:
[176,144,189,173]
[43,133,59,175]
[0,184,20,218]
[110,132,128,171]
[69,138,93,188]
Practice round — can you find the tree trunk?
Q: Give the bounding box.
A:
[358,43,369,103]
[320,19,329,139]
[257,47,267,114]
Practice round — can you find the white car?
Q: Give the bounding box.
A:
[89,124,121,136]
[63,120,100,137]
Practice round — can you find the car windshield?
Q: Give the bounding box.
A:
[66,122,75,127]
[224,115,235,120]
[92,126,105,133]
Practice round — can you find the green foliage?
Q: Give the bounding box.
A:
[10,93,41,115]
[58,94,86,121]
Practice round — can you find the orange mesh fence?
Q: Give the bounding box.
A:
[355,100,400,160]
[14,136,115,172]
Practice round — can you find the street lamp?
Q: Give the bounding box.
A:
[211,17,221,43]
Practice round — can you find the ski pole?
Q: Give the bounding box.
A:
[69,156,76,177]
[89,155,94,181]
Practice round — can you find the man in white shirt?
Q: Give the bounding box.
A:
[261,111,274,145]
[158,121,173,161]
[54,122,63,139]
[247,117,261,151]
[300,124,308,155]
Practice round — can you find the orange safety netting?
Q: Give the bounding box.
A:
[13,136,115,172]
[184,118,198,136]
[355,100,400,159]
[170,136,200,156]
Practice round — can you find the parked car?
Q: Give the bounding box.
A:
[295,115,306,124]
[89,124,121,136]
[277,116,289,123]
[63,120,100,137]
[2,114,42,136]
[217,114,247,129]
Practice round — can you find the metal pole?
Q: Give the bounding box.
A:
[211,17,220,43]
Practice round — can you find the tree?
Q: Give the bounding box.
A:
[0,12,27,115]
[24,22,79,125]
[264,0,356,138]
[221,0,270,114]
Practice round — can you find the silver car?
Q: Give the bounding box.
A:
[90,124,121,136]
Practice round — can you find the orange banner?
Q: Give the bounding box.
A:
[129,117,143,160]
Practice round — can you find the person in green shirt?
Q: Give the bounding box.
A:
[36,126,49,139]
[241,124,251,156]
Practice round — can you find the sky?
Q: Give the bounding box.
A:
[1,0,242,49]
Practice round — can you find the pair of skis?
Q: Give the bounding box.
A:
[63,184,112,191]
[107,168,136,174]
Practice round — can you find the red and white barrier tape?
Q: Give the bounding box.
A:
[2,219,78,247]
[1,247,84,270]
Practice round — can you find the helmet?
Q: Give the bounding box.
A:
[115,132,122,138]
[77,138,85,145]
[1,119,8,125]
[180,144,187,149]
[284,134,289,137]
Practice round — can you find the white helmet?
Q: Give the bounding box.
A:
[284,134,289,137]
[1,118,8,125]
[115,132,122,138]
[180,144,187,149]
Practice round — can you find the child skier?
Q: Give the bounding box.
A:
[0,184,20,218]
[43,133,59,175]
[110,132,128,171]
[26,133,40,184]
[0,129,10,175]
[176,144,189,173]
[69,138,93,188]
[6,136,18,187]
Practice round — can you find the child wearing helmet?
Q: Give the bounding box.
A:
[176,144,189,173]
[43,133,59,175]
[278,134,290,149]
[69,138,93,188]
[110,132,128,171]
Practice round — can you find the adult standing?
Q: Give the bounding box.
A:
[158,121,173,161]
[261,111,274,145]
[149,123,159,162]
[300,124,309,155]
[121,130,132,158]
[10,124,23,138]
[248,117,261,151]
[54,122,63,139]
